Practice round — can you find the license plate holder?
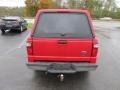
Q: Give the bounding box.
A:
[47,63,76,73]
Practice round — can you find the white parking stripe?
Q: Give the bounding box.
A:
[3,32,30,54]
[18,33,30,48]
[5,47,17,54]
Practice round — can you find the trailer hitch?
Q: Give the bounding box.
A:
[57,74,64,82]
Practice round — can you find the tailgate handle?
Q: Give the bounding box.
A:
[58,40,67,44]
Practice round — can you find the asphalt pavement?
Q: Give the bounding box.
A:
[0,20,120,90]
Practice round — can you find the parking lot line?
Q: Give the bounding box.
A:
[18,33,30,48]
[4,47,17,54]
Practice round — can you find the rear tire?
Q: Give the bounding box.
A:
[1,29,5,34]
[18,26,23,33]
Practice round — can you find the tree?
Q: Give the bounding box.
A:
[24,0,55,16]
[38,0,54,9]
[103,0,116,16]
[67,0,118,18]
[24,0,39,17]
[54,0,62,8]
[0,7,24,17]
[24,0,120,18]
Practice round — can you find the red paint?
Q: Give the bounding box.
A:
[26,9,99,64]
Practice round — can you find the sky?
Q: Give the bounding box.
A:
[116,0,120,7]
[0,0,25,7]
[0,0,120,7]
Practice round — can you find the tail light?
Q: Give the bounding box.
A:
[92,38,99,57]
[26,38,33,55]
[26,42,32,47]
[94,43,99,48]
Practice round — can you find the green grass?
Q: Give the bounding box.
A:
[27,23,33,29]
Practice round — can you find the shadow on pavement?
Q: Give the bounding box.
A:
[31,71,90,90]
[0,30,27,36]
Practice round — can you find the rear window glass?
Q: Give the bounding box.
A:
[33,12,93,38]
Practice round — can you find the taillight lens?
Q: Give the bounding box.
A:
[92,38,99,57]
[26,40,33,55]
[94,43,99,48]
[26,42,32,47]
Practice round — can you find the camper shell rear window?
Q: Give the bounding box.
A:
[33,12,93,38]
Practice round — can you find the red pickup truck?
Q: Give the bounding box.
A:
[26,9,99,77]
